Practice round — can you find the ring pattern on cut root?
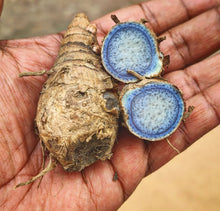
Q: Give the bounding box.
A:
[121,80,185,141]
[101,22,163,83]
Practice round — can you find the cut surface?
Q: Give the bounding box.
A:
[101,22,163,83]
[121,80,185,141]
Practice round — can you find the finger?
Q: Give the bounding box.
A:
[165,53,220,101]
[146,82,220,174]
[161,6,220,72]
[94,0,219,42]
[140,0,220,33]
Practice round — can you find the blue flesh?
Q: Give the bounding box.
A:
[121,81,184,140]
[102,22,163,82]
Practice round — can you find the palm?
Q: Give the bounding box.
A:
[0,0,219,210]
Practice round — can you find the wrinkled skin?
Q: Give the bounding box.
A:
[0,0,220,210]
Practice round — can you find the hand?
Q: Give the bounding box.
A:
[0,0,219,210]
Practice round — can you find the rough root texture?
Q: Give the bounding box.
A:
[36,13,119,171]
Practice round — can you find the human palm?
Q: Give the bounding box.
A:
[0,0,219,210]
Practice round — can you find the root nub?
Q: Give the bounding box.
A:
[111,15,120,24]
[19,69,53,77]
[166,138,180,154]
[14,154,57,189]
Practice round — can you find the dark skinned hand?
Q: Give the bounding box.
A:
[0,0,219,210]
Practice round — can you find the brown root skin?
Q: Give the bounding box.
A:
[86,23,97,34]
[157,36,166,44]
[140,18,148,24]
[163,55,170,67]
[127,69,145,81]
[113,172,118,181]
[81,170,88,184]
[111,14,148,25]
[19,69,53,77]
[183,105,195,121]
[36,13,118,172]
[111,14,120,24]
[15,13,119,188]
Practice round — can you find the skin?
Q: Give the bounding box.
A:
[0,0,219,210]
